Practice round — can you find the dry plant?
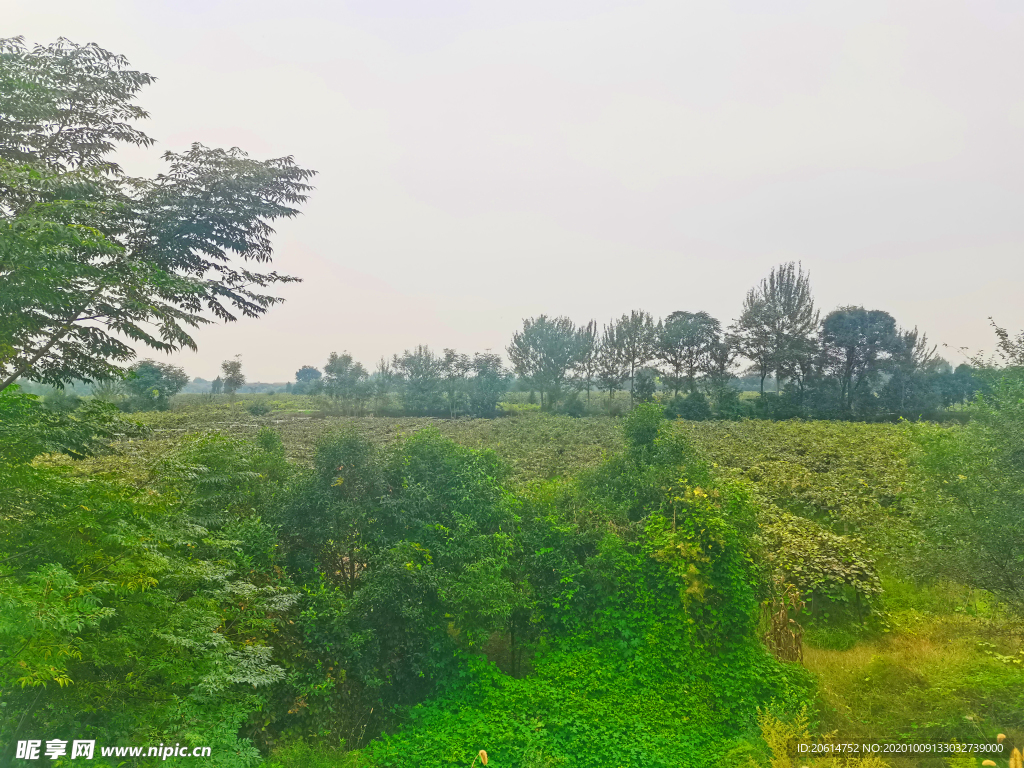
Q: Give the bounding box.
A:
[748,707,890,768]
[762,578,805,663]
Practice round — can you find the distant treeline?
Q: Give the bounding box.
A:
[31,262,982,422]
[278,262,978,421]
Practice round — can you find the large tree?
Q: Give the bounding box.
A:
[612,310,656,403]
[819,307,901,413]
[762,262,819,394]
[440,348,470,418]
[570,320,599,404]
[295,365,322,383]
[320,351,370,411]
[506,315,580,410]
[394,345,445,415]
[729,293,774,397]
[220,356,245,396]
[595,321,629,401]
[655,311,721,396]
[0,37,315,393]
[122,359,188,411]
[466,352,510,417]
[879,326,939,415]
[730,262,818,397]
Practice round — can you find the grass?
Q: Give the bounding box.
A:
[804,601,1024,767]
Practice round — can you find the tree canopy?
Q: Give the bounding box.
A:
[0,37,315,393]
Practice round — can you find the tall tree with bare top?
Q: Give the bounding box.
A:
[731,262,819,397]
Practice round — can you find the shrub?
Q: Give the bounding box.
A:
[246,399,273,416]
[558,393,586,418]
[623,401,664,451]
[633,369,657,403]
[710,386,747,420]
[603,398,626,417]
[665,392,712,421]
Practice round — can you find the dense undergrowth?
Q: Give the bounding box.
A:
[5,386,1024,767]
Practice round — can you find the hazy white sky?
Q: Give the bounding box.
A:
[10,1,1024,380]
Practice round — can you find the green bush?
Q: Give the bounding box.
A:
[622,401,663,451]
[0,411,296,767]
[348,414,809,767]
[910,366,1024,608]
[558,393,587,418]
[710,386,748,420]
[664,392,712,421]
[246,398,274,416]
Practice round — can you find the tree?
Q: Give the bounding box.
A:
[570,320,599,404]
[761,263,819,393]
[934,364,978,407]
[320,352,370,413]
[879,327,940,416]
[295,365,322,383]
[633,367,658,403]
[394,345,445,415]
[211,376,223,395]
[373,356,398,413]
[701,339,739,406]
[730,293,774,397]
[655,311,721,396]
[913,327,1024,608]
[221,356,245,397]
[730,263,819,398]
[122,359,189,411]
[0,37,315,394]
[595,321,629,401]
[985,317,1024,366]
[612,310,655,403]
[819,307,900,414]
[506,315,580,410]
[466,352,510,417]
[440,348,470,418]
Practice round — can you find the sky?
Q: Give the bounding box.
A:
[9,0,1024,381]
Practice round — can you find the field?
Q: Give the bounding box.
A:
[38,394,1024,766]
[42,394,626,485]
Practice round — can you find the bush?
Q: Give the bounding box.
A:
[603,398,626,417]
[41,388,83,413]
[246,399,273,416]
[664,392,712,421]
[910,366,1024,609]
[623,402,664,451]
[558,393,586,418]
[0,422,296,767]
[633,370,657,403]
[709,387,747,420]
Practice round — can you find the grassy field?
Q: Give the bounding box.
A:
[44,395,1024,765]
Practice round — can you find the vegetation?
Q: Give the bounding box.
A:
[0,38,315,394]
[120,360,189,411]
[4,33,1024,768]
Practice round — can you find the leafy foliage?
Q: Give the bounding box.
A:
[0,420,297,766]
[910,364,1024,609]
[340,416,807,767]
[0,37,314,392]
[121,359,189,411]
